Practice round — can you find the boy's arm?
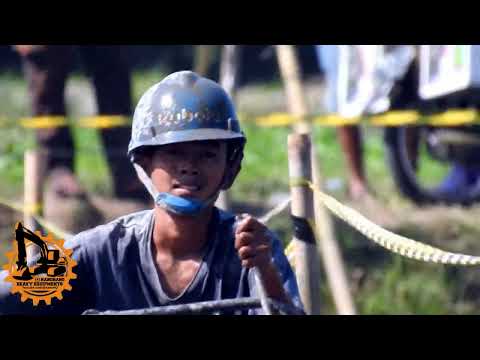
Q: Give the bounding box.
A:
[235,215,304,313]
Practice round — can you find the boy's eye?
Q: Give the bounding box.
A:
[166,149,180,156]
[204,151,217,159]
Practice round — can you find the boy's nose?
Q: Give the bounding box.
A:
[180,167,199,175]
[178,159,199,175]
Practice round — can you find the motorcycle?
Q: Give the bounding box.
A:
[318,45,480,206]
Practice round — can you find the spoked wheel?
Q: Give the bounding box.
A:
[384,125,480,206]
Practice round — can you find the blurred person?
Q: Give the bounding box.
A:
[14,46,148,217]
[317,45,421,202]
[0,71,303,315]
[316,45,370,200]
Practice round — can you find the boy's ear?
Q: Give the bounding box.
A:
[136,154,152,175]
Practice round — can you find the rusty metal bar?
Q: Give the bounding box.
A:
[82,297,304,316]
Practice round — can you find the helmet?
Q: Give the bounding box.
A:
[129,71,246,216]
[128,71,246,190]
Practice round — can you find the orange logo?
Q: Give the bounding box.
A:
[2,222,77,306]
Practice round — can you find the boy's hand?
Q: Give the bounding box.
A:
[235,214,273,271]
[235,214,294,307]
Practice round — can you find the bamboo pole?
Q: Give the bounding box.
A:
[275,45,311,134]
[311,147,357,315]
[24,149,46,259]
[220,45,241,97]
[194,45,215,76]
[24,149,46,230]
[216,45,241,211]
[287,133,322,315]
[276,45,357,315]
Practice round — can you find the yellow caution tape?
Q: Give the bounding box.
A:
[256,113,300,127]
[287,177,480,266]
[428,109,478,127]
[20,116,68,129]
[0,197,26,214]
[78,116,131,129]
[254,110,480,128]
[1,110,480,129]
[14,115,130,129]
[313,115,360,127]
[22,202,43,215]
[0,197,74,241]
[33,215,74,241]
[369,111,420,127]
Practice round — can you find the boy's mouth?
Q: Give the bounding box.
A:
[172,182,202,195]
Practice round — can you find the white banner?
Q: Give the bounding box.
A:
[318,45,415,117]
[419,45,480,99]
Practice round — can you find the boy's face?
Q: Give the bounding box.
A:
[148,140,228,201]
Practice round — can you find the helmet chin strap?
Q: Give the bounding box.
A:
[133,163,221,216]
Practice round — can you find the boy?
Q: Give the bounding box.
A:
[0,71,302,315]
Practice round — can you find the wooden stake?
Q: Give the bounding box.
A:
[311,146,357,315]
[287,133,322,315]
[24,149,47,259]
[277,45,357,315]
[216,45,242,211]
[24,149,46,230]
[275,45,311,134]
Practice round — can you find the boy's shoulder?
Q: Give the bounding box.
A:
[65,209,154,253]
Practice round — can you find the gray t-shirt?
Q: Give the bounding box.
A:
[0,208,302,315]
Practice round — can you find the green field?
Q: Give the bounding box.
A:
[1,71,480,314]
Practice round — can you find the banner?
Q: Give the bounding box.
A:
[317,45,415,117]
[419,45,480,99]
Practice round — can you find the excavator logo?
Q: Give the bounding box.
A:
[2,222,77,306]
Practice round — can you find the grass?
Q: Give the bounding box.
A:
[0,70,479,315]
[416,140,451,187]
[357,257,453,315]
[233,122,397,205]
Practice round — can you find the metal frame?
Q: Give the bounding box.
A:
[81,244,303,316]
[82,297,305,316]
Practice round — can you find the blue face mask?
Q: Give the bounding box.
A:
[155,192,216,216]
[132,161,223,217]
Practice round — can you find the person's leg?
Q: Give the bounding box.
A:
[337,126,369,199]
[19,45,84,197]
[80,46,148,201]
[315,46,369,199]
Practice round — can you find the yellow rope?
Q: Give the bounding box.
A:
[288,178,480,266]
